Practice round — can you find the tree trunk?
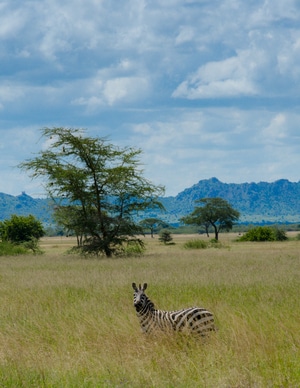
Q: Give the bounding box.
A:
[212,224,218,240]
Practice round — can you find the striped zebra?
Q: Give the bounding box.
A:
[132,283,215,336]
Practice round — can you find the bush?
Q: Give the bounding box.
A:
[23,237,44,254]
[0,214,45,243]
[184,239,208,249]
[0,215,45,255]
[272,227,288,241]
[0,242,29,256]
[184,238,223,250]
[239,226,287,242]
[122,241,145,257]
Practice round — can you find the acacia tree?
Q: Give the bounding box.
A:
[181,197,240,240]
[19,127,164,257]
[139,218,168,238]
[158,230,173,245]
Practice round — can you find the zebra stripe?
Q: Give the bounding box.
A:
[132,283,215,336]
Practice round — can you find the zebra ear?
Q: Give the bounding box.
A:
[143,283,147,291]
[132,283,138,291]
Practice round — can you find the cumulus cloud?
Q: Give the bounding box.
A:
[124,107,300,194]
[261,114,287,143]
[173,49,265,99]
[1,0,300,196]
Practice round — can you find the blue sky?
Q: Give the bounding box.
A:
[1,0,300,197]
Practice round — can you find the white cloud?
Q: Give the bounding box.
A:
[72,75,150,108]
[173,50,263,99]
[1,0,300,197]
[261,114,287,142]
[123,107,300,195]
[104,77,149,106]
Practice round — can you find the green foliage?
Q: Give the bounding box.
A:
[19,127,164,257]
[184,239,208,249]
[239,226,288,241]
[184,238,222,249]
[272,227,288,241]
[0,214,45,244]
[158,230,173,244]
[122,240,146,256]
[0,241,29,256]
[181,197,240,240]
[139,218,168,237]
[23,237,44,254]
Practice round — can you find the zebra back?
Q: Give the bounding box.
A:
[132,283,215,336]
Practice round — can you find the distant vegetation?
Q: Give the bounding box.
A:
[238,226,287,242]
[183,238,222,249]
[181,197,240,240]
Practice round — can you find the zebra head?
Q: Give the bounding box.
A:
[132,283,150,312]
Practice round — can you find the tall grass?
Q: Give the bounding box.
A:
[0,234,299,387]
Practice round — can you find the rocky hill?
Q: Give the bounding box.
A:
[158,178,300,224]
[0,192,54,225]
[1,178,300,225]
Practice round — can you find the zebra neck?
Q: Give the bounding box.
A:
[136,298,155,316]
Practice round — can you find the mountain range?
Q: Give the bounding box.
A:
[158,178,300,224]
[0,178,299,226]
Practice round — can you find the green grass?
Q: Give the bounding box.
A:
[0,234,299,387]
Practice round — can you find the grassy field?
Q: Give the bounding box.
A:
[0,233,299,387]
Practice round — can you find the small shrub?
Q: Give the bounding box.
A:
[184,239,208,249]
[23,237,44,254]
[209,238,223,248]
[122,241,145,257]
[184,238,223,249]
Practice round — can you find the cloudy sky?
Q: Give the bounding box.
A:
[1,0,300,197]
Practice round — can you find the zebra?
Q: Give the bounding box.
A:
[132,283,215,336]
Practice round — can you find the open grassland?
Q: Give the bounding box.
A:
[0,234,299,387]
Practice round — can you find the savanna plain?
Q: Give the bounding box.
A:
[0,233,299,387]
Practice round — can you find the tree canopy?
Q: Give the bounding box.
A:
[181,197,240,240]
[139,218,168,238]
[19,127,164,256]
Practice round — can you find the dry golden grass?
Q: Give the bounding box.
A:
[0,233,299,387]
